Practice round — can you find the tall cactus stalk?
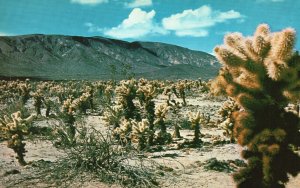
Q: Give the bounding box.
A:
[212,24,300,188]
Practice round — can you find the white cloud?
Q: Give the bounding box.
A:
[162,5,244,37]
[176,30,209,37]
[125,0,152,8]
[85,22,103,32]
[71,0,108,5]
[104,8,167,39]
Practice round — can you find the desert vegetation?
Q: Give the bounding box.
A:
[0,24,300,188]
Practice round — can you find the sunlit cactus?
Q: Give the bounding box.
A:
[131,119,150,150]
[188,111,204,145]
[218,98,239,143]
[113,118,133,145]
[137,83,156,146]
[60,97,76,144]
[163,86,173,106]
[0,111,36,165]
[50,84,66,104]
[115,79,140,120]
[176,80,187,106]
[212,24,300,188]
[169,99,182,138]
[154,103,172,145]
[71,91,91,114]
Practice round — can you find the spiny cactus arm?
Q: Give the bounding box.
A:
[213,24,300,187]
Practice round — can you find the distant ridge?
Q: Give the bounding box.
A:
[0,34,219,80]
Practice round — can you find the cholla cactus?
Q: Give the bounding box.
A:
[218,98,239,143]
[131,119,150,150]
[104,84,114,103]
[169,99,182,138]
[114,118,133,145]
[44,97,54,117]
[0,111,36,165]
[60,97,76,143]
[115,79,140,120]
[83,85,94,110]
[137,84,156,146]
[18,81,31,105]
[71,92,91,114]
[212,24,300,187]
[50,84,66,104]
[154,103,171,145]
[176,81,187,106]
[163,86,173,106]
[188,111,204,145]
[103,104,123,129]
[31,89,44,115]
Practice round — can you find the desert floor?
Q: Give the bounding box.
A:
[1,93,299,188]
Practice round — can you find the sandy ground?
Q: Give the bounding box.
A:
[0,93,299,188]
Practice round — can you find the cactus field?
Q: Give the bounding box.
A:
[0,25,300,188]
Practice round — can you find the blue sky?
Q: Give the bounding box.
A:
[0,0,299,53]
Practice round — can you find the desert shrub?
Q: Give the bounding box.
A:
[10,127,160,188]
[204,158,246,173]
[212,24,300,187]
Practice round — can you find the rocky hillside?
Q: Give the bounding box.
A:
[0,34,219,80]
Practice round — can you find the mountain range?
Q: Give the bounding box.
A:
[0,34,219,80]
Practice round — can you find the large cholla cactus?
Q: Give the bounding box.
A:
[154,103,172,145]
[188,111,204,145]
[137,83,156,146]
[115,79,140,120]
[0,111,35,165]
[212,24,300,187]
